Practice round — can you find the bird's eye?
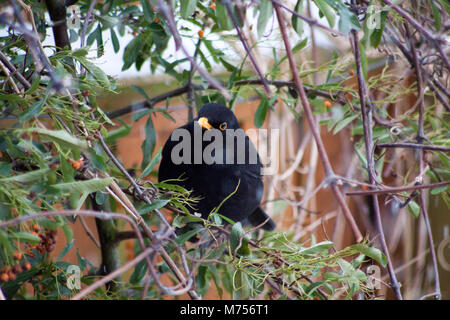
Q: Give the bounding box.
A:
[219,122,227,130]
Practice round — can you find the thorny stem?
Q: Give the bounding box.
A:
[351,26,403,299]
[273,1,363,243]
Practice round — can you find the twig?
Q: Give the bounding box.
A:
[271,0,346,36]
[79,215,101,248]
[377,143,450,152]
[405,22,441,300]
[156,0,230,99]
[350,22,402,299]
[346,180,450,196]
[0,50,31,89]
[72,245,156,300]
[382,0,450,71]
[222,0,271,97]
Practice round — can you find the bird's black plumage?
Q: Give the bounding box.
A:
[158,103,275,231]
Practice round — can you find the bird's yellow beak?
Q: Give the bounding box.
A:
[197,117,212,130]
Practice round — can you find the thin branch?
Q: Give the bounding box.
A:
[272,0,346,36]
[222,0,271,97]
[382,0,450,71]
[346,180,450,196]
[405,22,441,300]
[350,22,402,299]
[377,143,450,152]
[0,50,31,89]
[156,0,230,99]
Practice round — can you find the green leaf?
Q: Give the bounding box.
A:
[298,241,334,255]
[138,199,169,215]
[279,38,307,64]
[0,168,51,183]
[138,147,162,179]
[36,217,61,230]
[369,8,388,48]
[349,243,387,267]
[11,231,41,244]
[254,97,268,128]
[313,0,336,28]
[110,28,120,53]
[95,23,104,58]
[431,185,449,195]
[103,124,132,144]
[257,0,273,37]
[175,227,202,245]
[0,229,13,254]
[0,162,11,176]
[429,0,442,31]
[332,113,359,134]
[359,42,368,80]
[141,115,156,170]
[57,241,74,262]
[180,0,198,19]
[324,0,360,33]
[78,58,110,88]
[62,224,74,244]
[233,270,250,299]
[130,259,147,284]
[140,0,154,22]
[230,222,250,256]
[407,200,420,218]
[215,2,234,30]
[19,98,46,123]
[51,177,114,194]
[29,128,88,150]
[130,84,152,102]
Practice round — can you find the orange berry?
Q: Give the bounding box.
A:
[13,251,22,260]
[324,100,333,108]
[155,17,159,23]
[349,69,355,76]
[7,271,16,281]
[32,224,39,232]
[23,262,32,271]
[72,159,84,170]
[209,3,216,10]
[12,264,23,274]
[198,29,204,38]
[362,184,369,191]
[0,273,9,282]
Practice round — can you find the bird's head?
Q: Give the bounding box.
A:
[196,103,240,132]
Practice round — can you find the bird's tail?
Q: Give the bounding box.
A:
[247,206,276,231]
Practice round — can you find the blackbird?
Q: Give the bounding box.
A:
[158,103,275,231]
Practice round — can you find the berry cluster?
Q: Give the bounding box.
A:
[35,229,57,254]
[0,251,32,283]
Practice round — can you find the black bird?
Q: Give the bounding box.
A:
[158,103,275,231]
